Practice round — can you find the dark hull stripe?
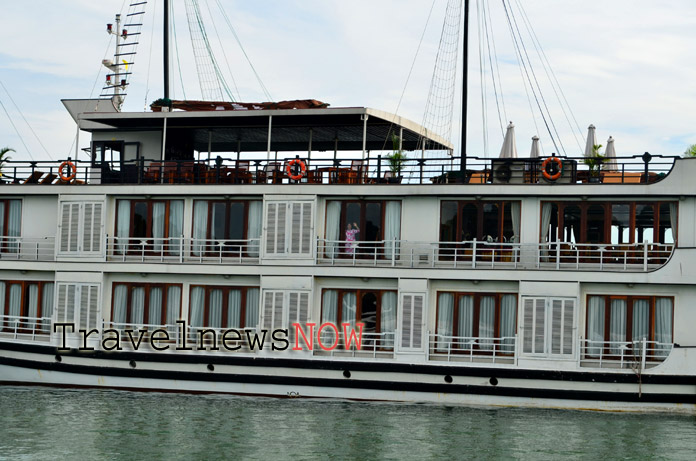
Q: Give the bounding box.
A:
[2,340,695,385]
[1,354,695,405]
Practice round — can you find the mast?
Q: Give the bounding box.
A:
[460,0,469,172]
[163,0,170,100]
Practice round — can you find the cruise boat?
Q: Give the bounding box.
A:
[0,1,694,413]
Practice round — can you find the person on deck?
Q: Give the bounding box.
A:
[345,222,360,254]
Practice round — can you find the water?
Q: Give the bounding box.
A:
[1,387,696,460]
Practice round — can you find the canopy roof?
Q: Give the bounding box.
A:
[76,105,453,153]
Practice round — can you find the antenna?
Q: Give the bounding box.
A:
[461,0,470,172]
[164,0,170,100]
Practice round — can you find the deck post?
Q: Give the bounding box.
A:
[267,115,273,161]
[361,114,369,160]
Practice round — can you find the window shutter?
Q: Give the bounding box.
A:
[400,293,425,350]
[54,283,100,334]
[522,298,534,353]
[78,284,100,331]
[59,201,104,255]
[82,203,102,254]
[264,201,313,258]
[55,283,76,323]
[262,290,275,330]
[289,202,313,255]
[550,298,575,356]
[534,298,546,353]
[59,203,80,253]
[522,297,575,357]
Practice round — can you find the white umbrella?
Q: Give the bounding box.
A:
[499,122,517,158]
[604,136,617,171]
[584,124,598,157]
[530,135,541,158]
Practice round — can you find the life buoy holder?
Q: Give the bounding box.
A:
[286,159,306,181]
[58,161,77,182]
[541,156,563,181]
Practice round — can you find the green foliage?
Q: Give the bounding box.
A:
[0,147,14,174]
[583,144,605,176]
[684,144,696,157]
[387,134,406,176]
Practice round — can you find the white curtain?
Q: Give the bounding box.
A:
[192,201,209,256]
[0,203,4,236]
[436,293,454,351]
[152,202,165,252]
[8,284,21,318]
[116,200,131,254]
[655,298,673,356]
[500,294,516,352]
[190,287,205,327]
[245,288,259,329]
[479,296,496,350]
[540,203,553,242]
[669,203,678,244]
[341,292,357,329]
[247,201,263,257]
[384,201,401,259]
[322,290,339,345]
[168,200,184,256]
[209,289,223,328]
[7,200,21,253]
[227,290,242,328]
[149,287,162,325]
[380,291,397,347]
[25,284,39,330]
[325,201,341,258]
[458,295,474,340]
[609,299,627,355]
[632,299,650,344]
[112,285,128,325]
[166,286,181,326]
[41,282,54,331]
[510,202,521,243]
[587,296,605,356]
[131,287,145,326]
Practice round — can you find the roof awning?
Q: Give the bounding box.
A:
[78,107,453,152]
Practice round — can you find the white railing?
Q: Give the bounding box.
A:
[537,241,673,271]
[0,314,52,342]
[579,338,673,370]
[428,333,516,363]
[0,237,55,261]
[313,330,395,358]
[105,236,261,263]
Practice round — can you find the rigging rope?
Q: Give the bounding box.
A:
[476,0,488,156]
[0,94,34,161]
[203,0,241,101]
[482,0,505,138]
[0,80,52,160]
[143,0,158,110]
[171,0,187,100]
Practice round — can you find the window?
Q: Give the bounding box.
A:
[440,201,520,244]
[59,201,103,255]
[0,199,22,253]
[0,281,54,332]
[192,200,262,257]
[325,200,401,259]
[265,201,314,258]
[521,297,575,357]
[111,283,182,327]
[541,201,677,245]
[189,286,259,330]
[586,295,673,358]
[435,292,517,353]
[115,199,184,255]
[320,289,396,349]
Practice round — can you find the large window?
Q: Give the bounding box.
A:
[320,289,397,347]
[189,286,259,329]
[192,200,262,257]
[435,292,517,353]
[0,199,22,253]
[115,199,184,254]
[325,200,401,259]
[586,295,673,358]
[440,201,520,243]
[541,201,676,245]
[0,280,54,332]
[111,283,182,327]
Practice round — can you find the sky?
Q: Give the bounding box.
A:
[0,0,695,163]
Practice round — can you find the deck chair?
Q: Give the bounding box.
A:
[23,171,44,184]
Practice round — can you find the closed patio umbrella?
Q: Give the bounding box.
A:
[604,136,617,171]
[584,124,598,157]
[499,122,517,158]
[530,135,541,158]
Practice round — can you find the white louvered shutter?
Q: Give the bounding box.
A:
[534,298,546,353]
[289,202,313,256]
[262,291,285,330]
[400,293,425,350]
[82,203,103,254]
[288,292,309,345]
[522,297,575,357]
[59,202,104,255]
[59,203,80,253]
[550,298,574,356]
[54,283,100,338]
[522,297,546,354]
[264,201,314,258]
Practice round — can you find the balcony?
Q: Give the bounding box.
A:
[105,236,260,264]
[0,154,676,186]
[316,239,673,272]
[428,333,516,364]
[0,237,55,261]
[579,338,672,370]
[0,315,52,343]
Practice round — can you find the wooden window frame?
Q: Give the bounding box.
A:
[0,199,22,254]
[188,285,256,329]
[584,294,674,358]
[439,200,519,243]
[191,199,258,257]
[110,282,183,326]
[115,199,183,254]
[320,288,397,334]
[435,291,518,354]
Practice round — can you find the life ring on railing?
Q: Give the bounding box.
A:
[541,156,563,181]
[285,159,306,181]
[58,161,77,182]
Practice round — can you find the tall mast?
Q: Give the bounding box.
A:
[460,0,469,172]
[163,0,170,99]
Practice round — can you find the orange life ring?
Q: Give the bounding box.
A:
[58,161,77,182]
[541,156,563,181]
[285,159,306,181]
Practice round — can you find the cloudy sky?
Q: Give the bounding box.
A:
[0,0,695,162]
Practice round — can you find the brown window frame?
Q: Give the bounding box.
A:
[110,282,183,326]
[191,199,258,257]
[439,200,520,243]
[325,200,400,259]
[320,288,397,334]
[188,285,257,329]
[115,199,183,254]
[435,292,517,345]
[0,280,53,333]
[0,199,22,254]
